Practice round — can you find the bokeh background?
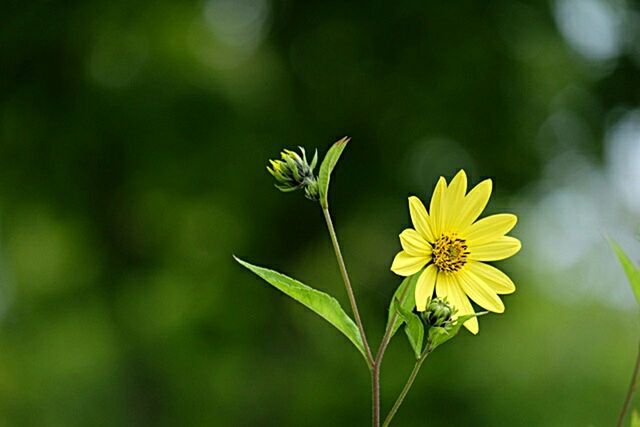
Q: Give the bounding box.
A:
[2,0,640,425]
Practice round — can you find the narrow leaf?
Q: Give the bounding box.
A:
[609,238,640,306]
[234,256,366,360]
[394,297,424,359]
[317,137,350,208]
[387,273,419,337]
[428,312,488,351]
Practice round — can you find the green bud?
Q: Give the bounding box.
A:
[421,297,457,330]
[267,147,320,201]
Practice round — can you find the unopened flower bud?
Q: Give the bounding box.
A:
[267,147,319,201]
[421,297,457,329]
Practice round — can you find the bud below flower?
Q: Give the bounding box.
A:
[421,297,457,329]
[267,147,319,201]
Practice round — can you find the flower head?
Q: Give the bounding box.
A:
[390,170,521,334]
[267,147,319,200]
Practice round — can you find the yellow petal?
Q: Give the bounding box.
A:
[415,264,437,311]
[466,261,516,294]
[435,271,448,299]
[469,236,521,261]
[462,213,518,246]
[456,179,492,232]
[399,229,433,257]
[444,170,467,231]
[390,251,429,276]
[408,196,435,242]
[436,273,479,334]
[458,268,505,313]
[429,177,447,237]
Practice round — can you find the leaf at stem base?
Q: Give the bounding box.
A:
[234,256,367,361]
[393,297,424,359]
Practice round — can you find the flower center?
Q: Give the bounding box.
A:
[433,234,469,273]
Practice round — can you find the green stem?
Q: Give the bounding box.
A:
[375,282,411,367]
[372,365,380,427]
[322,207,374,368]
[616,339,640,427]
[382,348,431,427]
[371,282,412,426]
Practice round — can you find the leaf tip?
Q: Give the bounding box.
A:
[336,136,351,145]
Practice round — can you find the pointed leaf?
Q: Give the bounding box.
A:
[394,297,424,358]
[428,312,488,351]
[609,239,640,306]
[234,256,366,360]
[387,273,419,337]
[318,137,350,208]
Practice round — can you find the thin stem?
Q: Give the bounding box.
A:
[370,282,412,426]
[375,282,411,367]
[322,207,374,368]
[382,348,431,427]
[616,339,640,427]
[373,366,380,427]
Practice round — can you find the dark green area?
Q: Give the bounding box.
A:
[1,0,639,425]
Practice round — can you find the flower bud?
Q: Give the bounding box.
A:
[267,147,319,201]
[421,297,457,329]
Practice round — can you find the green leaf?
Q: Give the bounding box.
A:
[428,312,488,351]
[387,273,419,337]
[317,137,350,208]
[234,256,366,360]
[394,297,424,358]
[631,409,640,427]
[609,238,640,306]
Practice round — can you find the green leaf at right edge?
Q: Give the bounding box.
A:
[317,137,350,208]
[387,273,419,337]
[234,256,367,361]
[428,312,488,351]
[394,297,424,359]
[609,238,640,306]
[632,410,640,427]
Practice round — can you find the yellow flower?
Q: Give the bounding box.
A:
[390,170,521,334]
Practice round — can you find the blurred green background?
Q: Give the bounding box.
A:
[2,0,640,425]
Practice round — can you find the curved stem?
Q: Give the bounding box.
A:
[382,348,430,427]
[616,339,640,427]
[375,283,412,367]
[322,207,374,368]
[370,282,412,426]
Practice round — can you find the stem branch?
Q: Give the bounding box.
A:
[375,283,411,367]
[371,281,412,426]
[382,347,431,427]
[616,339,640,427]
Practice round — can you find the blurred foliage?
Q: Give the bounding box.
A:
[1,0,640,426]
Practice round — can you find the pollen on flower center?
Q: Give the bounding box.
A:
[432,234,469,273]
